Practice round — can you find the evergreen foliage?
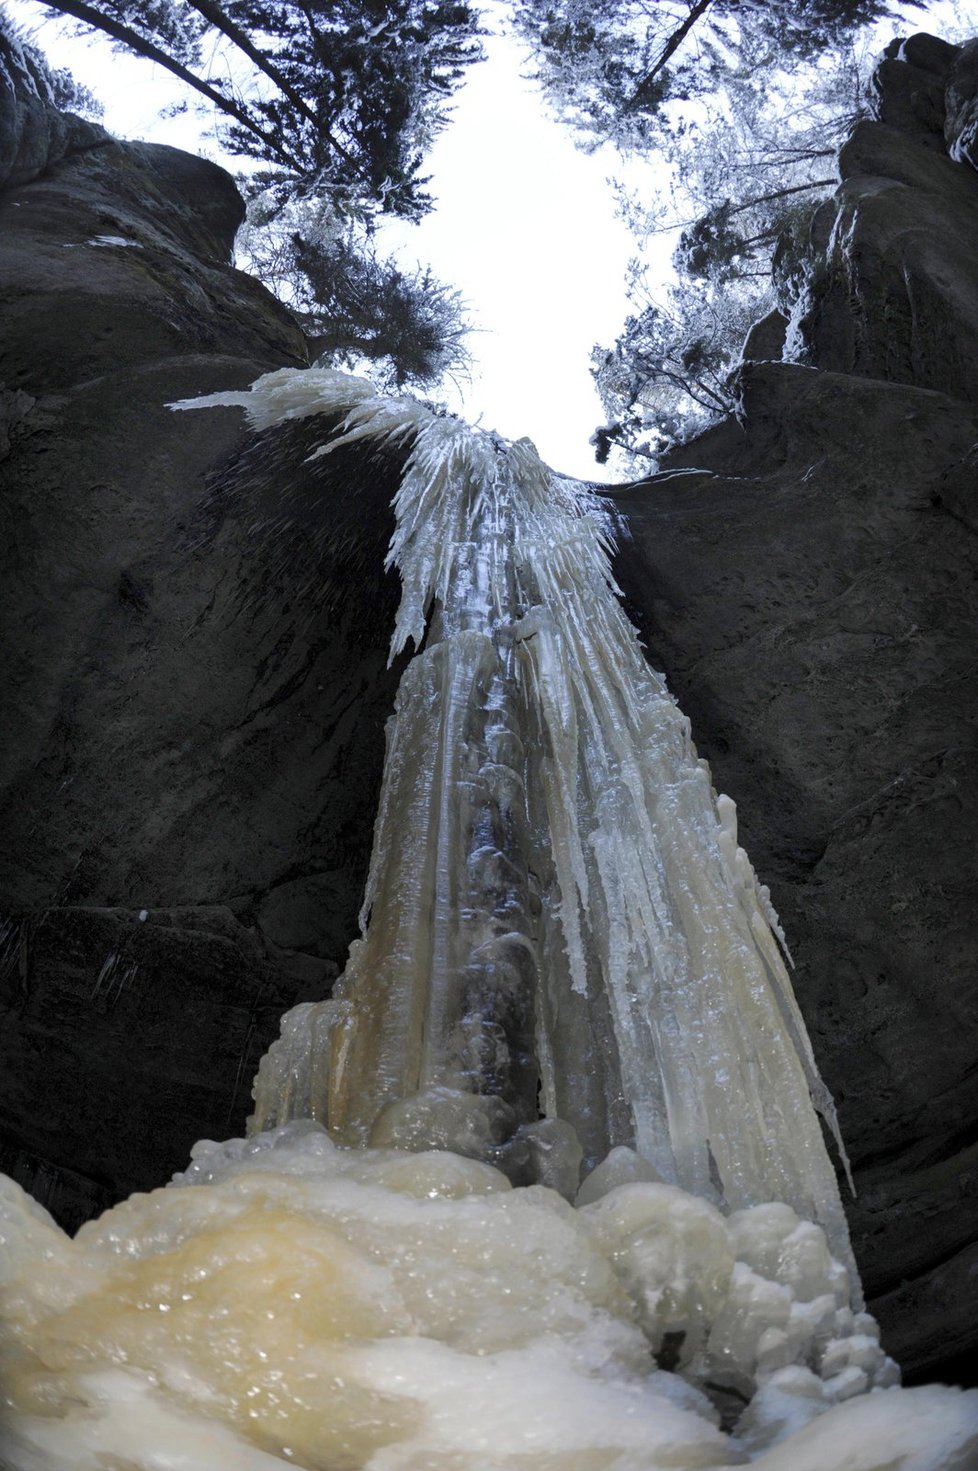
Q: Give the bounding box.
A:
[238,197,470,389]
[512,0,898,150]
[0,4,103,116]
[42,0,483,220]
[291,238,470,390]
[35,0,482,387]
[527,2,891,466]
[590,274,761,464]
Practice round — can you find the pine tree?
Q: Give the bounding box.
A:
[591,275,760,466]
[238,196,471,390]
[512,0,892,151]
[524,2,887,467]
[0,4,103,120]
[42,0,484,221]
[33,0,482,387]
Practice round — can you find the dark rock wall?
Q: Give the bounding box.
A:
[790,33,978,403]
[0,103,404,1226]
[2,27,977,1389]
[610,36,978,1385]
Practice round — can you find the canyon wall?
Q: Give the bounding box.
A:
[0,28,404,1223]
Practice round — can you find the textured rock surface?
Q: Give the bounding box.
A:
[0,23,107,189]
[790,34,978,403]
[0,116,404,1226]
[945,38,978,167]
[0,906,297,1231]
[609,35,978,1385]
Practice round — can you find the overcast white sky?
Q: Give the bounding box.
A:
[8,0,972,477]
[378,27,673,476]
[8,1,673,478]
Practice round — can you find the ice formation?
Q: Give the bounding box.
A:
[1,1126,976,1471]
[216,369,856,1277]
[2,368,977,1469]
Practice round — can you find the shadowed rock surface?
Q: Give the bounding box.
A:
[608,34,978,1386]
[1,26,977,1389]
[0,62,405,1229]
[0,23,106,189]
[789,32,978,402]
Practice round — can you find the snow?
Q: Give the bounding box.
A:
[86,234,142,247]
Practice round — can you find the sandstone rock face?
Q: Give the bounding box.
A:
[791,34,978,404]
[944,38,978,167]
[0,104,404,1228]
[610,36,978,1385]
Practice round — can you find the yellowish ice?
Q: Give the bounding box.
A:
[2,1125,976,1469]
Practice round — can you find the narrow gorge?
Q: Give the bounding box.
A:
[2,23,978,1467]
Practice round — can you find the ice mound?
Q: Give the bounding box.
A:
[2,1124,975,1471]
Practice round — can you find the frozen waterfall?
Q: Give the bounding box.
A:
[1,369,977,1471]
[239,370,855,1275]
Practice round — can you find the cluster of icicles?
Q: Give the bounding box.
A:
[1,370,976,1470]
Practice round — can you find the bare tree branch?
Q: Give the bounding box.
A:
[727,175,837,215]
[623,0,718,111]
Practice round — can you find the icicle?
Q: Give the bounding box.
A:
[179,367,857,1287]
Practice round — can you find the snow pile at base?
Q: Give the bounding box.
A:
[2,1124,976,1471]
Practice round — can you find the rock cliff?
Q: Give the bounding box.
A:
[608,32,978,1386]
[0,29,404,1224]
[1,27,976,1387]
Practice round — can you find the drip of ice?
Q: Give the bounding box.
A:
[215,370,855,1283]
[3,368,977,1469]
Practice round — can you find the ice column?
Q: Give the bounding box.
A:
[177,369,856,1284]
[251,420,546,1168]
